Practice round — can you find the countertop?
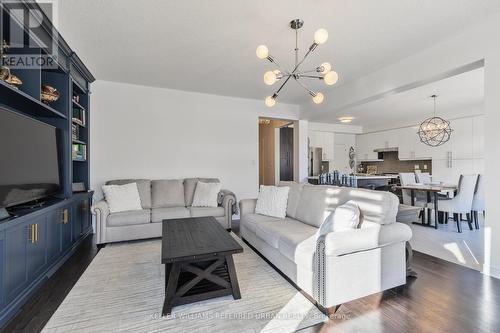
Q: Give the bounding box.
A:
[308,174,399,180]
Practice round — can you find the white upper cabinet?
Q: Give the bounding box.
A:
[450,117,474,159]
[356,132,382,160]
[308,131,334,160]
[473,115,485,159]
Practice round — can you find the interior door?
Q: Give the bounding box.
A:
[280,127,294,181]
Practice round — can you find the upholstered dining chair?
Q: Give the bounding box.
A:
[399,172,428,222]
[415,172,431,184]
[471,174,485,230]
[434,174,479,233]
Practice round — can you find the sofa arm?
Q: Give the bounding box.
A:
[322,222,412,257]
[217,189,237,229]
[91,200,109,244]
[239,199,257,217]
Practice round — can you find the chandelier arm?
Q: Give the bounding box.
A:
[274,75,293,97]
[296,68,321,75]
[299,75,323,79]
[293,77,316,96]
[292,47,314,74]
[266,56,290,75]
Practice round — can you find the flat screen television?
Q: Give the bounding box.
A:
[0,109,61,208]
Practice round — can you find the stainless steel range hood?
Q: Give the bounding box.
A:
[373,147,399,153]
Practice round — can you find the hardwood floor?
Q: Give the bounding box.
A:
[2,222,500,333]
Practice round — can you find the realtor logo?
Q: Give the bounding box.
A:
[1,0,59,69]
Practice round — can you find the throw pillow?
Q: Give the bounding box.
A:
[317,200,360,236]
[255,185,290,219]
[191,181,221,207]
[102,183,143,213]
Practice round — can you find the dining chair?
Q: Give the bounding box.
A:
[435,174,479,233]
[471,174,485,230]
[399,172,428,222]
[415,172,431,184]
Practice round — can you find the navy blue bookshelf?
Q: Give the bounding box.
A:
[0,0,95,327]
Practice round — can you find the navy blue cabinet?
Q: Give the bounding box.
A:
[0,193,93,326]
[4,223,28,304]
[27,216,48,283]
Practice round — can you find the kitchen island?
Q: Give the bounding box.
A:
[307,174,398,188]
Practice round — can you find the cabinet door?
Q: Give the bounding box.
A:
[61,207,72,251]
[81,198,91,233]
[451,118,473,159]
[47,209,63,263]
[72,202,83,240]
[472,115,484,159]
[27,216,47,281]
[325,132,335,160]
[4,223,28,302]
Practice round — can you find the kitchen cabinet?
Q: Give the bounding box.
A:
[450,118,474,159]
[473,115,485,159]
[356,132,383,161]
[308,131,334,160]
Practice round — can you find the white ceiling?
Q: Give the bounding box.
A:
[56,0,499,105]
[340,67,484,132]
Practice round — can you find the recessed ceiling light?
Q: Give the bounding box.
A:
[338,116,354,123]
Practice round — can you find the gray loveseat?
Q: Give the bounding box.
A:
[240,181,412,310]
[91,178,236,245]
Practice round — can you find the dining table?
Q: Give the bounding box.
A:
[396,184,457,229]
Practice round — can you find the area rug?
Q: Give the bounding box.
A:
[42,234,326,332]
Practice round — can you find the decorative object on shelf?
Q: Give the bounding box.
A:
[72,182,86,193]
[417,95,453,147]
[41,84,60,104]
[349,147,355,170]
[0,66,10,80]
[256,19,338,107]
[5,73,22,88]
[72,94,80,103]
[72,143,87,161]
[72,107,86,126]
[71,123,79,141]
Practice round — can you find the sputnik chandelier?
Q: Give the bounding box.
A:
[256,19,338,107]
[417,95,453,147]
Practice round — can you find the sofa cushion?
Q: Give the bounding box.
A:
[192,181,221,207]
[278,181,304,219]
[101,183,143,213]
[151,180,185,208]
[107,209,151,227]
[189,206,225,218]
[255,185,290,218]
[241,213,282,234]
[318,200,360,236]
[151,207,190,223]
[295,185,338,227]
[184,178,220,207]
[105,179,152,209]
[276,220,318,263]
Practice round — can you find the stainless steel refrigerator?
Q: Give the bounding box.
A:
[309,147,323,176]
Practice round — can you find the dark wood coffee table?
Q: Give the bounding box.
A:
[161,216,243,315]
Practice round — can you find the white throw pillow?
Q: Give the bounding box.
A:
[255,185,290,219]
[317,200,360,237]
[191,181,221,207]
[102,183,143,213]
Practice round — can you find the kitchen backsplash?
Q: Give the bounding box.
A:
[360,151,432,174]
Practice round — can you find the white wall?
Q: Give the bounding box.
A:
[90,80,299,202]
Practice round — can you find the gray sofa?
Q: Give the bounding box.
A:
[91,178,236,245]
[239,181,412,310]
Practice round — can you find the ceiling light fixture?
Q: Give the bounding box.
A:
[338,116,354,123]
[256,19,338,107]
[417,95,453,147]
